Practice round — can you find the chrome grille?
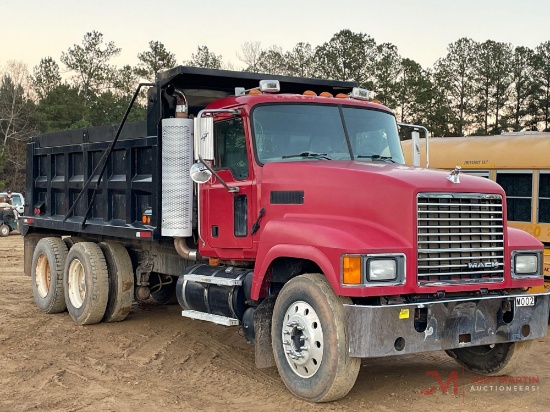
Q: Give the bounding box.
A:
[417,193,504,286]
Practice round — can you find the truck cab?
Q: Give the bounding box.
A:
[186,76,543,299]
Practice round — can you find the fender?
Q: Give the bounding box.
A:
[251,215,411,299]
[507,226,544,250]
[251,243,336,300]
[507,226,544,289]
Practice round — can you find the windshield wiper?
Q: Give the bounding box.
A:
[356,154,396,163]
[282,151,332,160]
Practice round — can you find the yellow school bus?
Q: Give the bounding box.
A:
[402,132,550,292]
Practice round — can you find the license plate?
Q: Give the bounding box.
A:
[515,296,535,307]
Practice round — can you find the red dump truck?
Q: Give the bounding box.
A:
[22,67,549,402]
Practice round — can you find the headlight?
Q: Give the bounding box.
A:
[514,254,539,275]
[367,259,397,281]
[341,254,405,286]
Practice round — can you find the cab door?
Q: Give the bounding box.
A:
[202,117,253,250]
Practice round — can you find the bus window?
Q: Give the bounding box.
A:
[496,172,532,222]
[462,170,491,179]
[538,173,550,223]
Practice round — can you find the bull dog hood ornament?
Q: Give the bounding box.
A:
[447,166,461,184]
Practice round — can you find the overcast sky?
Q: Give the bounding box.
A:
[2,0,549,73]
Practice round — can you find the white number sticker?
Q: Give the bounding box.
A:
[515,296,535,307]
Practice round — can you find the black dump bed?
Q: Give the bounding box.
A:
[25,121,158,238]
[24,67,355,240]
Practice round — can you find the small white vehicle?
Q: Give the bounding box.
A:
[0,192,25,215]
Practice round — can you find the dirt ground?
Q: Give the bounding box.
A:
[1,235,549,412]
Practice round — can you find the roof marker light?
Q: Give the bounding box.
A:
[235,80,280,96]
[320,91,333,98]
[303,90,317,96]
[335,93,348,99]
[259,80,280,93]
[350,87,371,101]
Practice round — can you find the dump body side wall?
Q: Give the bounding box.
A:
[25,122,160,240]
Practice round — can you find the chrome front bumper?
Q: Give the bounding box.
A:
[344,292,549,358]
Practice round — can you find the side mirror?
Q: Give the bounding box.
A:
[194,116,214,161]
[191,157,240,193]
[190,162,212,184]
[397,122,430,168]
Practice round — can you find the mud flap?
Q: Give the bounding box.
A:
[254,294,277,368]
[24,233,44,277]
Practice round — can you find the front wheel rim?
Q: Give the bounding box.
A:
[281,301,324,378]
[68,258,86,309]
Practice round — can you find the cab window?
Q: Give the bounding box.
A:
[214,118,248,180]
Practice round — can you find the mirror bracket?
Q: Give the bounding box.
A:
[191,156,240,193]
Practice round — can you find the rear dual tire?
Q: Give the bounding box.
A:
[31,237,69,314]
[99,241,134,322]
[32,238,135,325]
[64,242,109,325]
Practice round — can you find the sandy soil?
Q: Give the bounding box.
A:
[1,234,549,412]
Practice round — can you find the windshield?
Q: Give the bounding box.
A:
[252,104,404,164]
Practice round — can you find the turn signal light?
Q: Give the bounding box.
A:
[343,256,362,284]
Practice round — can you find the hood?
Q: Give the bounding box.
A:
[259,161,506,248]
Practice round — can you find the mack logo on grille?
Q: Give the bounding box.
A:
[467,261,500,269]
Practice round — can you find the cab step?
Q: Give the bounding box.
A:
[181,310,240,326]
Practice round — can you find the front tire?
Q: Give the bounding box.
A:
[63,242,109,325]
[31,237,68,313]
[0,224,10,237]
[447,340,532,376]
[272,273,360,402]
